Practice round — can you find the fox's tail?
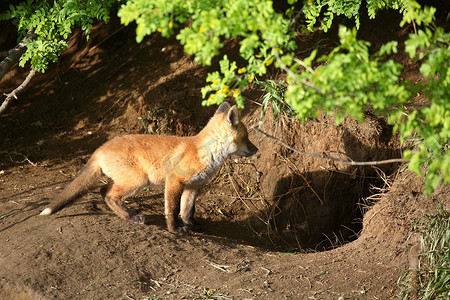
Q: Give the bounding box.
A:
[40,157,102,215]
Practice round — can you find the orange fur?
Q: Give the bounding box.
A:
[40,102,258,234]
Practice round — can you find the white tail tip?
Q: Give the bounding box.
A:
[39,208,52,215]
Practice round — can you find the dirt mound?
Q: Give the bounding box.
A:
[1,13,447,300]
[0,283,46,300]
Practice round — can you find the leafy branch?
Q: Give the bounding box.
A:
[0,29,37,114]
[1,0,115,72]
[0,0,117,114]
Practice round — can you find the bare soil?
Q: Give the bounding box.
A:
[1,11,449,300]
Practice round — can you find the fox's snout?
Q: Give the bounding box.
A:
[243,139,258,157]
[234,137,258,157]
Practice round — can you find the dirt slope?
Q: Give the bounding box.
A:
[1,13,448,300]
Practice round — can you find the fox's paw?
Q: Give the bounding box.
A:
[186,223,203,233]
[129,214,146,224]
[170,224,202,236]
[168,226,189,236]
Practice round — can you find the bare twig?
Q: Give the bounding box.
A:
[0,69,36,114]
[272,49,324,94]
[227,173,268,225]
[285,5,306,35]
[253,126,408,166]
[280,156,324,205]
[205,260,231,273]
[150,279,162,288]
[0,150,37,166]
[0,30,36,82]
[261,266,272,275]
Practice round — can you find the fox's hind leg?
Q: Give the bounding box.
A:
[102,182,146,224]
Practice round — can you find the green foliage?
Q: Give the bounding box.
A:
[118,0,190,41]
[254,78,295,123]
[304,0,363,31]
[304,0,420,31]
[18,39,67,72]
[392,12,450,194]
[285,26,410,124]
[119,0,296,108]
[1,0,116,72]
[399,210,450,299]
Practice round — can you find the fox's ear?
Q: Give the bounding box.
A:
[227,105,239,126]
[215,101,231,115]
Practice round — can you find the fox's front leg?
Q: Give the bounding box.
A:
[180,188,202,232]
[164,177,186,235]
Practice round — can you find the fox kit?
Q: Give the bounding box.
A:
[40,102,258,234]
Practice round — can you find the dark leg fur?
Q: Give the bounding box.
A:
[164,178,191,235]
[180,188,202,233]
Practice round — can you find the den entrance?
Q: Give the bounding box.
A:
[202,112,401,252]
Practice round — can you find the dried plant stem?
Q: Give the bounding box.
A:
[254,126,408,166]
[227,173,268,225]
[285,5,306,35]
[0,150,37,166]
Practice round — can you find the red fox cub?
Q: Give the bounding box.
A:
[40,102,258,234]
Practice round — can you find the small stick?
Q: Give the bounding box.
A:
[253,126,408,166]
[227,173,268,224]
[0,150,37,166]
[205,260,231,273]
[285,5,306,35]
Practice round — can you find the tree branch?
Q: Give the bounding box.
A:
[253,126,408,166]
[0,29,36,82]
[285,5,305,35]
[0,69,36,114]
